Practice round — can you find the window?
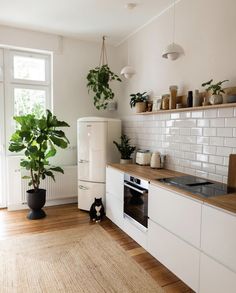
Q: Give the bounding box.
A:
[4,49,52,145]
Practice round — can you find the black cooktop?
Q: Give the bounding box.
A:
[157,175,236,198]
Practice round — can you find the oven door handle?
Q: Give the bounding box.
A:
[124,182,147,194]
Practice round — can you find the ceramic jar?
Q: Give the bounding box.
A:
[209,94,223,105]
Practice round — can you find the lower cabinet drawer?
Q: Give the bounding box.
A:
[147,219,200,292]
[200,253,236,293]
[106,192,124,229]
[123,215,147,249]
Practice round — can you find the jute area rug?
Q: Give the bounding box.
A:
[0,224,164,293]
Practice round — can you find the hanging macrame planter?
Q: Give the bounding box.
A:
[87,36,121,110]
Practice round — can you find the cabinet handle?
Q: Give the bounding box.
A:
[79,185,89,190]
[78,159,89,163]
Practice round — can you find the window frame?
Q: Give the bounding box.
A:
[4,48,52,155]
[9,50,51,86]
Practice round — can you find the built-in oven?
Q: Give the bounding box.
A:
[124,174,149,228]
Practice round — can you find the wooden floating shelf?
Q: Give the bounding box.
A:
[136,102,236,115]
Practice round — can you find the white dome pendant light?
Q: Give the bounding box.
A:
[162,0,184,60]
[120,41,136,79]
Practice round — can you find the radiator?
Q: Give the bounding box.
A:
[21,165,77,203]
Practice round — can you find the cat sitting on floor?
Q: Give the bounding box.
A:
[89,198,105,223]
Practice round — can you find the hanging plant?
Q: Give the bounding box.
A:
[87,36,121,110]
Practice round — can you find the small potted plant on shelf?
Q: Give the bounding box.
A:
[8,110,70,220]
[130,92,148,113]
[201,79,229,105]
[113,135,136,164]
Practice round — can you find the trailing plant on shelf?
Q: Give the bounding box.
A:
[87,36,121,110]
[202,79,229,105]
[130,92,148,113]
[113,135,136,164]
[8,110,70,219]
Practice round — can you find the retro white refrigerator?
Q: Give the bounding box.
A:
[77,117,121,210]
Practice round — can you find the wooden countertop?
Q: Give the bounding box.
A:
[108,163,236,215]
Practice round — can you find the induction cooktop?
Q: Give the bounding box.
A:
[157,175,235,198]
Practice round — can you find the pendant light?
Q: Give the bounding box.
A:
[162,0,184,60]
[120,41,136,79]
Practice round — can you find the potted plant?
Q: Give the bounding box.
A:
[130,92,148,113]
[202,79,229,105]
[113,135,136,164]
[8,110,70,220]
[87,64,122,110]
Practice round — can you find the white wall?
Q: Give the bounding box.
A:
[0,25,122,165]
[117,0,236,183]
[117,0,236,116]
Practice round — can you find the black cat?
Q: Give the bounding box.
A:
[89,198,105,222]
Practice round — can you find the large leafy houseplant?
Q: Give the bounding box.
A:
[8,110,70,219]
[113,135,136,164]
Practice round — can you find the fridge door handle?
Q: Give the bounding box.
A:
[79,185,89,190]
[78,159,89,163]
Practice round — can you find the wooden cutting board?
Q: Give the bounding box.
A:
[228,154,236,188]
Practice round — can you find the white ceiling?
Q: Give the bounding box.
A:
[0,0,171,45]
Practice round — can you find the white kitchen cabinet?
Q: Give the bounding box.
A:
[199,253,236,293]
[148,219,200,292]
[106,166,124,200]
[106,191,124,229]
[149,184,202,248]
[201,204,236,272]
[123,214,147,249]
[106,166,124,229]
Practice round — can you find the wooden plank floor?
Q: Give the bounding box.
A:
[0,204,195,293]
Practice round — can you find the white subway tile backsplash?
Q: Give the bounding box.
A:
[216,146,233,156]
[210,118,225,127]
[180,112,191,119]
[197,119,210,127]
[203,145,216,155]
[184,152,196,160]
[195,170,208,178]
[208,173,223,183]
[197,136,209,145]
[180,128,191,136]
[225,117,236,127]
[191,144,203,153]
[216,165,228,176]
[203,128,216,137]
[196,154,208,162]
[192,111,203,118]
[209,137,224,146]
[171,113,180,119]
[218,108,234,117]
[217,128,233,137]
[123,107,236,183]
[191,161,202,169]
[204,109,217,118]
[224,137,236,147]
[191,128,202,136]
[209,155,224,165]
[202,163,216,173]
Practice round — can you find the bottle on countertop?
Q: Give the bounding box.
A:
[193,89,200,107]
[187,91,193,107]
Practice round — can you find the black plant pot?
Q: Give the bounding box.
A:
[26,189,46,220]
